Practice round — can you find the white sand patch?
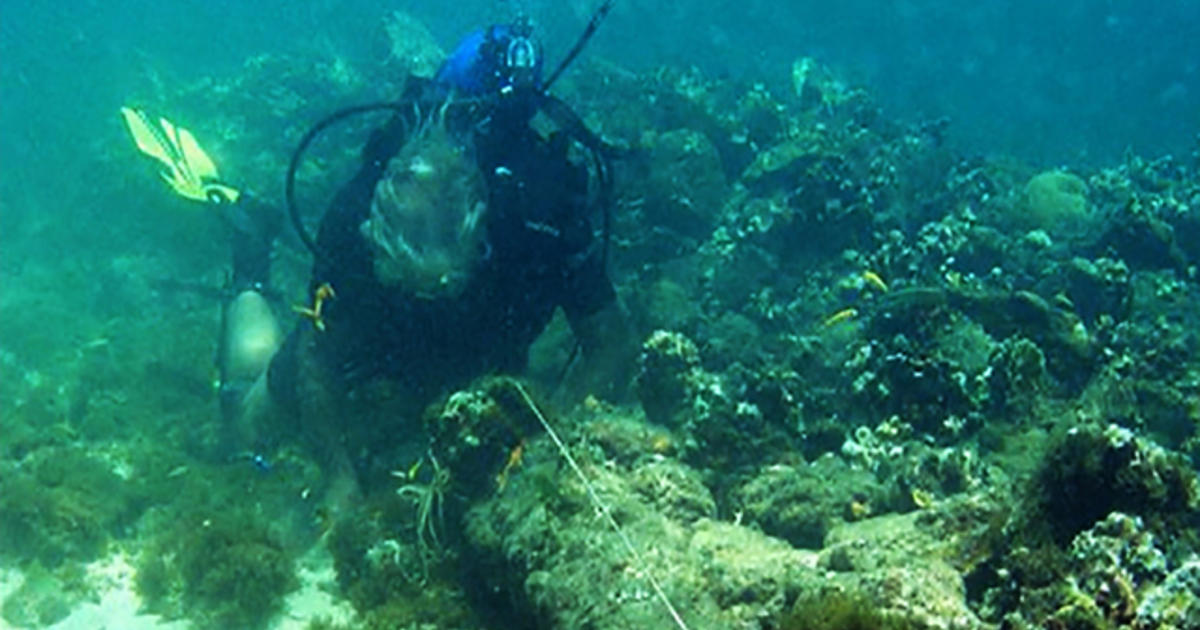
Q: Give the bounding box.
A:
[35,552,189,630]
[271,543,356,630]
[2,542,355,630]
[0,565,25,609]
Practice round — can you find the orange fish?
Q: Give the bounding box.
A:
[496,439,527,491]
[293,282,335,331]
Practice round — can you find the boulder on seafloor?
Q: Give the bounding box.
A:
[813,511,989,629]
[734,455,885,549]
[461,405,990,630]
[1020,170,1091,237]
[1030,423,1199,546]
[627,128,729,242]
[382,10,443,77]
[462,435,816,629]
[635,330,705,428]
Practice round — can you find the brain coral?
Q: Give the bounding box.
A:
[1023,170,1089,232]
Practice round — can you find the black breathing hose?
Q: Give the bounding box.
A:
[284,102,411,264]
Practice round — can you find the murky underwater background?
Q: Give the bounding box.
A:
[2,1,1200,629]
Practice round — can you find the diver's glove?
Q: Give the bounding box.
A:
[120,106,240,204]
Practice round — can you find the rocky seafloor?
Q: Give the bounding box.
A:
[3,10,1200,630]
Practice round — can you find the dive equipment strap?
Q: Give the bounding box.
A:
[286,102,420,264]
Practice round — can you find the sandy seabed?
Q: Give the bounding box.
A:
[0,545,355,630]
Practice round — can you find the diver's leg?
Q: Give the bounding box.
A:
[219,291,283,421]
[214,197,361,510]
[232,369,278,447]
[266,328,363,512]
[217,196,283,438]
[561,296,638,403]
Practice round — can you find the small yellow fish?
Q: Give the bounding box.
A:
[911,488,935,509]
[862,270,889,293]
[390,459,423,481]
[822,307,858,328]
[407,458,422,480]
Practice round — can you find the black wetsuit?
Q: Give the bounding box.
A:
[269,79,616,405]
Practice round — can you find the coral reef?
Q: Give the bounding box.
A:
[8,8,1200,629]
[1032,423,1198,545]
[635,329,705,428]
[966,424,1200,628]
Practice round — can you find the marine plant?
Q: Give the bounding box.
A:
[394,452,452,579]
[136,508,298,630]
[0,447,138,567]
[0,563,77,628]
[323,496,485,627]
[326,489,447,614]
[778,588,917,630]
[304,617,355,630]
[326,509,395,612]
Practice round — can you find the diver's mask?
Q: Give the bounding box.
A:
[487,18,542,94]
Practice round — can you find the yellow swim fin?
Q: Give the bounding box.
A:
[120,106,240,204]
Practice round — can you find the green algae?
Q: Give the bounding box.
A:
[324,497,483,628]
[136,508,299,630]
[0,447,140,567]
[780,589,916,630]
[0,566,74,628]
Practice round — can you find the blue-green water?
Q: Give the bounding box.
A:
[2,2,1200,629]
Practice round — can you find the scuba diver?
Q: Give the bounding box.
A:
[122,4,633,501]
